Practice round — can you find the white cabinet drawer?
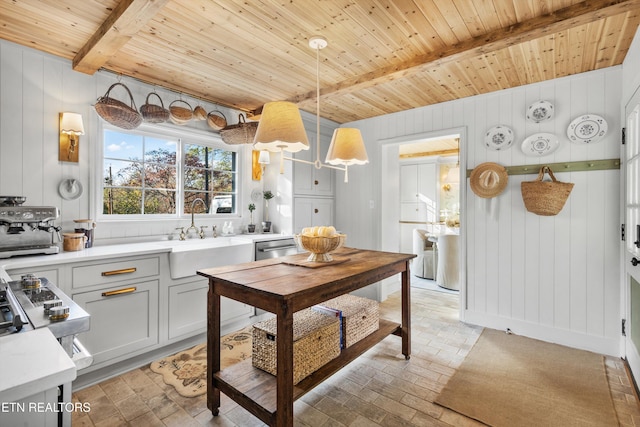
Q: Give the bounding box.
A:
[71,256,160,289]
[73,279,159,366]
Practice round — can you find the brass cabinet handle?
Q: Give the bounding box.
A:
[101,267,137,276]
[102,287,137,297]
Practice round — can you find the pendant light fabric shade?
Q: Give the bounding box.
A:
[253,101,309,153]
[325,128,369,166]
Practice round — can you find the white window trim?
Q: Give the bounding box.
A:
[93,121,243,223]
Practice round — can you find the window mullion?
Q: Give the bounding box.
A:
[177,137,184,218]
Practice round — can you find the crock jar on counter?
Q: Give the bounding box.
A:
[62,232,87,252]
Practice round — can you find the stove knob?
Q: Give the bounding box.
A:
[49,306,70,322]
[21,276,41,289]
[43,299,63,315]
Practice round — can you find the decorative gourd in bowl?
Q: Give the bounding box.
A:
[294,226,346,262]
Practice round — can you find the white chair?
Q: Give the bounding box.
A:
[412,229,437,279]
[436,234,459,290]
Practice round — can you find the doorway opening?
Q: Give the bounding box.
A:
[400,137,460,293]
[379,128,465,319]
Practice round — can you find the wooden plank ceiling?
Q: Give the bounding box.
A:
[1,0,640,124]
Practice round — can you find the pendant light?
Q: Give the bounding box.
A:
[253,101,310,173]
[254,35,368,182]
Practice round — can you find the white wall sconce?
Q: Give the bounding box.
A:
[251,150,271,181]
[59,112,85,162]
[258,150,270,175]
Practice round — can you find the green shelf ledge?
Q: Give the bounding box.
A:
[466,158,620,177]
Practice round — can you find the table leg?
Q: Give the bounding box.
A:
[207,281,221,415]
[275,303,294,426]
[402,261,411,360]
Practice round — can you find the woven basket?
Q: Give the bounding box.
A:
[207,110,227,131]
[193,105,207,121]
[521,166,574,216]
[252,308,341,384]
[140,92,169,123]
[95,82,142,129]
[220,113,258,144]
[313,294,379,348]
[169,100,193,125]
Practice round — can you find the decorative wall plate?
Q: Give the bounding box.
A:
[566,114,608,144]
[251,188,262,203]
[484,125,514,151]
[58,179,83,200]
[526,101,554,123]
[521,133,559,156]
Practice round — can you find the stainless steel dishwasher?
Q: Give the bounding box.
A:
[254,238,300,316]
[254,237,300,261]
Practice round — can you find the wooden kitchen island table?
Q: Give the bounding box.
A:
[197,247,415,427]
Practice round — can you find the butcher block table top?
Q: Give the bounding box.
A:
[198,247,415,427]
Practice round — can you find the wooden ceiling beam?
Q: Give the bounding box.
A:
[72,0,171,75]
[288,0,640,105]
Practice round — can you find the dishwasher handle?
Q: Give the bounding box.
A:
[259,244,298,252]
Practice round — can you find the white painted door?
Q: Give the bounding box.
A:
[624,88,640,379]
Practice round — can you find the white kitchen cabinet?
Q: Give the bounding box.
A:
[73,279,159,369]
[167,277,253,341]
[399,163,437,223]
[293,197,334,233]
[293,132,334,197]
[1,388,60,427]
[61,255,162,370]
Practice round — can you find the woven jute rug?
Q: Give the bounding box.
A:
[435,328,619,427]
[150,326,252,397]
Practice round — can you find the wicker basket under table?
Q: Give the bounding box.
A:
[313,294,379,348]
[252,308,341,384]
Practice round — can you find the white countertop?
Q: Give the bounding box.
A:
[0,242,171,281]
[0,233,296,281]
[0,328,77,402]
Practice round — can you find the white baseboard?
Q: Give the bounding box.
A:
[464,310,621,357]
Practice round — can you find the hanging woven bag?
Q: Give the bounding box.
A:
[140,92,169,123]
[94,82,143,130]
[220,113,258,144]
[521,166,574,216]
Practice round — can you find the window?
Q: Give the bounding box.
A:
[102,126,238,217]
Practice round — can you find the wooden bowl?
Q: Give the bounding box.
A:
[294,234,346,262]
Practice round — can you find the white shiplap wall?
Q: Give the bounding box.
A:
[0,39,271,241]
[338,65,626,355]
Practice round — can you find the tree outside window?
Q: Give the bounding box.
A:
[102,128,237,216]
